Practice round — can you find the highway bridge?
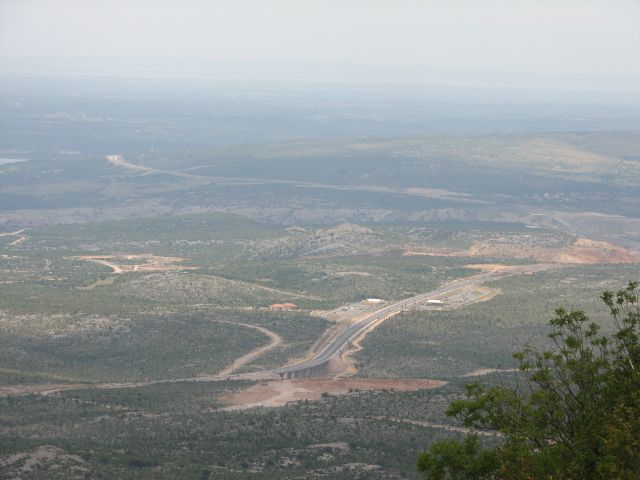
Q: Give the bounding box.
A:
[274,266,548,379]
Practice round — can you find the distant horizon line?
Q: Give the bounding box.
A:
[2,69,640,99]
[1,54,639,96]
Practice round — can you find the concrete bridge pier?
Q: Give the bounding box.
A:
[277,358,331,380]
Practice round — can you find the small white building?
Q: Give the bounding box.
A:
[365,298,385,304]
[427,299,443,305]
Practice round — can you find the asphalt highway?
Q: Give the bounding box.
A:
[274,265,549,376]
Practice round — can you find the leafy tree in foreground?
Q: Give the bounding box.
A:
[417,281,640,480]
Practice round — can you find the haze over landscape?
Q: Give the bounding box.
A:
[1,1,639,479]
[3,0,640,90]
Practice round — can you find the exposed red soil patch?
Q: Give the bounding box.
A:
[551,238,640,264]
[405,238,639,265]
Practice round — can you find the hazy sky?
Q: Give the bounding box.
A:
[1,0,639,90]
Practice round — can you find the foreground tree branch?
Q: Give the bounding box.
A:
[417,281,640,480]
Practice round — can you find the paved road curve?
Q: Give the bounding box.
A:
[274,265,550,377]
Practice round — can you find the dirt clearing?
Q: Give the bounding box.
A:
[72,254,195,273]
[219,378,446,410]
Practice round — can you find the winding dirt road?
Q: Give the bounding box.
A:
[376,416,502,438]
[0,321,282,397]
[215,321,282,376]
